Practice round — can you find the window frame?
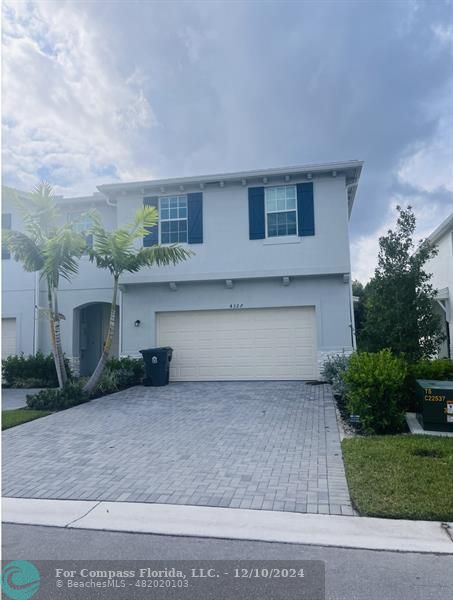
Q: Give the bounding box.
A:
[264,185,298,239]
[67,212,94,235]
[158,194,188,245]
[66,211,94,251]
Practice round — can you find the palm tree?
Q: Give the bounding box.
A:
[3,183,86,387]
[83,205,192,394]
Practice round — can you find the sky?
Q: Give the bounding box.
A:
[2,0,453,281]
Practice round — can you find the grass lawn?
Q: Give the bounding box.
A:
[2,409,52,430]
[342,435,453,521]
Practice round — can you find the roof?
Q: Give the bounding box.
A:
[97,160,364,213]
[427,212,453,246]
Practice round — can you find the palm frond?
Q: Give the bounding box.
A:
[41,228,87,287]
[124,245,194,273]
[2,230,44,271]
[15,182,60,239]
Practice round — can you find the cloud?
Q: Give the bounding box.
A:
[2,0,155,196]
[352,190,453,282]
[2,0,452,278]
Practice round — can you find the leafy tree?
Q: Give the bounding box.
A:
[361,206,444,361]
[83,206,192,394]
[3,183,86,387]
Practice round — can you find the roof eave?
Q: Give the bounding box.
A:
[427,213,453,246]
[97,160,363,197]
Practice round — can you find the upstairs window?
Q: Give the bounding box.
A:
[159,195,188,244]
[265,185,297,237]
[67,213,94,247]
[2,213,12,259]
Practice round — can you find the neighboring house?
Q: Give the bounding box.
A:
[2,160,363,380]
[425,212,453,359]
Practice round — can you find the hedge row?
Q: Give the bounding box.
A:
[322,352,453,434]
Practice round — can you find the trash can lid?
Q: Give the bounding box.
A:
[140,347,171,353]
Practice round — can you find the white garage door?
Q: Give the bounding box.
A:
[157,307,317,381]
[2,318,17,359]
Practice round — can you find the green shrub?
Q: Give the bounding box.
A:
[95,369,121,396]
[91,357,144,396]
[343,349,408,434]
[2,352,71,387]
[7,377,50,388]
[26,381,88,411]
[404,358,453,411]
[106,356,144,383]
[321,353,351,397]
[411,358,453,381]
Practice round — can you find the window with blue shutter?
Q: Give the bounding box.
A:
[187,192,203,244]
[248,187,265,239]
[2,213,11,260]
[68,212,94,249]
[264,186,297,237]
[296,182,315,236]
[143,196,159,246]
[160,196,188,243]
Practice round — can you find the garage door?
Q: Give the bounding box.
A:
[157,307,317,381]
[2,318,17,359]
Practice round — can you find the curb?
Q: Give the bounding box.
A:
[3,497,453,554]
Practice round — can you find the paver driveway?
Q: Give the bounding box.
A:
[2,382,353,515]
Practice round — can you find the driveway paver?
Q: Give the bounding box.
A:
[2,382,353,515]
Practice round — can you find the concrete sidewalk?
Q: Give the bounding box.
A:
[3,497,453,554]
[2,388,44,410]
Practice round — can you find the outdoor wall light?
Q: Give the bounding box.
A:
[134,320,141,327]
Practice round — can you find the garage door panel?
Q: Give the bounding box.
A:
[158,307,317,381]
[2,318,17,359]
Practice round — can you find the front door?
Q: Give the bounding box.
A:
[79,305,103,376]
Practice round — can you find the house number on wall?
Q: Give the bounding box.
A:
[229,304,244,309]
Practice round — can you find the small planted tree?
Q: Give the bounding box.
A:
[83,206,192,394]
[361,206,444,361]
[3,183,86,387]
[352,279,366,348]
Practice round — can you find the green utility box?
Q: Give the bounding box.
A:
[416,379,453,432]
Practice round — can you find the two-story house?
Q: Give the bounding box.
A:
[2,160,363,380]
[425,212,453,359]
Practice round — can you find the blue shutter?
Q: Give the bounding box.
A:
[187,192,203,244]
[248,187,265,239]
[2,213,11,259]
[297,183,315,236]
[143,196,159,246]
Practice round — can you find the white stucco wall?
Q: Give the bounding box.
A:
[120,275,354,372]
[2,192,38,356]
[425,224,453,358]
[2,169,355,374]
[426,228,453,297]
[117,174,351,284]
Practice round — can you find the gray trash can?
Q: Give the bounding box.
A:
[140,347,173,387]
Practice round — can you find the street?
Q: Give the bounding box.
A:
[3,524,453,600]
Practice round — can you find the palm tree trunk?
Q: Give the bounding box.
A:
[83,276,118,394]
[47,284,64,388]
[53,289,68,386]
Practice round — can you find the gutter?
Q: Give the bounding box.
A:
[33,271,39,355]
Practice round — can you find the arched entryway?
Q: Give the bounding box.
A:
[73,302,119,376]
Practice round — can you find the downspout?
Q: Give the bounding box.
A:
[33,271,39,355]
[345,181,358,350]
[119,285,124,357]
[349,279,357,350]
[104,196,117,208]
